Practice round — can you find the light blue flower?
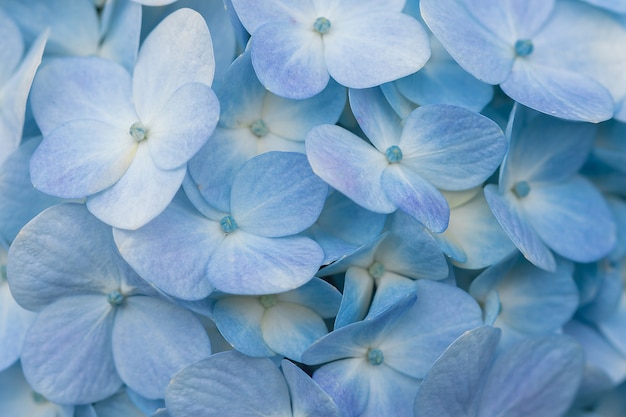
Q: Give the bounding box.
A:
[115,152,327,297]
[165,351,341,417]
[7,204,212,403]
[414,326,585,417]
[421,0,626,122]
[187,49,345,212]
[484,105,616,271]
[230,0,431,99]
[211,277,341,361]
[302,281,483,416]
[306,87,506,232]
[29,8,219,230]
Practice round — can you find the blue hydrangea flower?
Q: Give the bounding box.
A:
[414,326,585,417]
[115,152,327,297]
[187,49,345,212]
[165,351,341,417]
[29,8,219,229]
[0,0,141,72]
[421,0,626,122]
[230,0,431,99]
[211,277,341,361]
[7,204,212,403]
[306,87,506,232]
[302,281,483,416]
[484,105,616,271]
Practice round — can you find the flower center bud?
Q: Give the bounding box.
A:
[368,261,385,279]
[129,121,147,142]
[514,39,534,57]
[512,180,531,198]
[367,348,384,366]
[385,145,403,163]
[260,294,278,308]
[220,215,238,234]
[313,17,331,34]
[250,119,269,137]
[107,290,124,306]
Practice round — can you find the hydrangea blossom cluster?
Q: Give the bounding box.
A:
[0,0,625,416]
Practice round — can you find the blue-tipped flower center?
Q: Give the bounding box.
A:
[385,145,403,163]
[514,39,534,57]
[260,294,278,308]
[512,180,531,198]
[220,215,238,234]
[107,290,124,306]
[313,17,331,34]
[368,261,385,279]
[367,348,384,366]
[250,119,269,137]
[129,121,147,142]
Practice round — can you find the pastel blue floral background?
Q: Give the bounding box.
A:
[0,0,625,416]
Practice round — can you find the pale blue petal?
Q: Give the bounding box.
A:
[262,302,328,361]
[484,184,556,271]
[113,296,211,399]
[414,326,500,417]
[181,173,226,220]
[500,60,614,123]
[0,30,46,154]
[348,87,402,151]
[334,266,375,328]
[598,292,626,359]
[7,204,125,311]
[358,364,421,417]
[479,335,584,417]
[0,10,22,84]
[277,277,341,318]
[250,22,328,99]
[230,0,316,33]
[231,152,327,237]
[367,273,418,319]
[324,12,430,88]
[524,177,615,263]
[0,283,35,371]
[380,280,483,379]
[567,319,626,384]
[188,127,257,213]
[318,232,384,276]
[262,79,345,140]
[0,138,62,243]
[282,359,341,417]
[380,210,449,279]
[165,351,291,417]
[207,231,323,295]
[381,164,449,233]
[496,259,579,334]
[395,36,494,111]
[30,120,136,198]
[98,0,141,72]
[92,389,148,417]
[31,57,136,136]
[212,296,275,357]
[444,192,516,269]
[379,82,416,120]
[146,82,219,170]
[420,0,514,84]
[86,143,186,230]
[133,8,215,121]
[306,124,395,214]
[312,359,368,417]
[113,196,219,301]
[504,106,596,183]
[21,296,121,404]
[400,104,506,190]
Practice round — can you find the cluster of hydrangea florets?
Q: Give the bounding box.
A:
[1,0,626,416]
